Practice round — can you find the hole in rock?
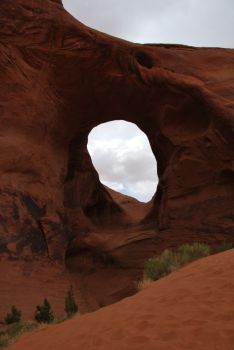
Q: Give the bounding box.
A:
[135,51,154,69]
[87,120,158,203]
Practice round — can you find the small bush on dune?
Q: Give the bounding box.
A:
[0,323,37,349]
[34,298,54,324]
[4,306,21,325]
[141,243,212,286]
[144,249,180,281]
[177,243,211,264]
[65,286,78,318]
[136,278,153,291]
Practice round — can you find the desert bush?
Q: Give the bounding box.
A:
[0,323,36,349]
[177,243,211,264]
[141,243,212,286]
[144,249,180,281]
[216,242,233,253]
[136,278,153,291]
[65,286,78,317]
[4,306,21,325]
[34,298,54,324]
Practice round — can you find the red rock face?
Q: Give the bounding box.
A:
[0,0,233,316]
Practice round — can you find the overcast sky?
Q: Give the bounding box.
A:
[88,121,158,202]
[63,0,233,202]
[63,0,234,47]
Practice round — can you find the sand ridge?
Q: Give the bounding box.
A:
[8,249,234,350]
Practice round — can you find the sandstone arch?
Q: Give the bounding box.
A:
[0,0,233,315]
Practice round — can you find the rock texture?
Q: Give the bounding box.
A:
[0,0,233,317]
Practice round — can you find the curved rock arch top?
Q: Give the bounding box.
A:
[0,0,233,315]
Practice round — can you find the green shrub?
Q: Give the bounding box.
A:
[0,323,37,349]
[136,278,153,291]
[4,306,21,325]
[216,242,233,253]
[65,286,78,318]
[34,298,54,324]
[142,243,212,285]
[144,250,180,281]
[177,243,211,264]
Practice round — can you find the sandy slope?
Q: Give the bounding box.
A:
[105,186,153,223]
[9,249,234,350]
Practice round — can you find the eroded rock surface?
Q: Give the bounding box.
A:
[0,0,233,317]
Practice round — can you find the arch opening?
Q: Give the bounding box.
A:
[87,120,158,203]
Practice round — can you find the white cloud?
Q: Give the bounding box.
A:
[63,0,234,47]
[87,121,158,202]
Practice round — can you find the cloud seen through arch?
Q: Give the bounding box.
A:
[87,121,158,202]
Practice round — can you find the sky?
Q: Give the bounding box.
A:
[63,0,234,202]
[63,0,234,47]
[87,121,158,202]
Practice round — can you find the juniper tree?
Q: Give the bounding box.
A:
[4,305,22,324]
[34,298,54,323]
[65,285,78,317]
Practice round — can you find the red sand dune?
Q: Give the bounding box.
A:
[9,249,234,350]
